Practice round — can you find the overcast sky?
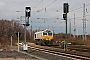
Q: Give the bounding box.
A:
[0,0,90,35]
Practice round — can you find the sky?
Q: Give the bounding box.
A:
[0,0,90,35]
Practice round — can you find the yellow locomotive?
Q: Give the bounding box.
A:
[34,29,53,45]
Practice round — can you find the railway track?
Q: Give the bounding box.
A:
[47,44,90,56]
[27,43,90,60]
[69,45,90,52]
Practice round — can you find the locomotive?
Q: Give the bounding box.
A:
[34,29,53,45]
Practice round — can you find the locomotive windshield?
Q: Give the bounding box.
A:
[43,32,47,35]
[48,32,52,36]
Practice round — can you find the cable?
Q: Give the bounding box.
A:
[53,3,90,20]
[69,14,90,21]
[70,3,90,12]
[32,0,57,17]
[32,2,90,23]
[34,0,43,8]
[70,7,83,12]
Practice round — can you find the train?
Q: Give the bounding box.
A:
[34,29,53,45]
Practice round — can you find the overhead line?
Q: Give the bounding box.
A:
[44,0,57,8]
[32,0,57,17]
[54,3,90,20]
[32,2,90,20]
[34,0,43,8]
[70,7,83,12]
[70,3,90,12]
[69,14,90,20]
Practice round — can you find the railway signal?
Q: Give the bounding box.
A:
[63,3,69,20]
[25,6,31,26]
[63,3,69,52]
[23,6,31,52]
[25,7,31,17]
[63,3,69,13]
[63,13,67,20]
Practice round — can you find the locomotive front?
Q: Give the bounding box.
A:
[42,29,53,45]
[34,29,53,45]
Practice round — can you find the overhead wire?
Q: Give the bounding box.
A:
[34,0,43,8]
[70,3,90,12]
[32,1,90,32]
[53,3,90,20]
[32,0,57,17]
[33,4,90,24]
[32,2,90,27]
[69,3,90,20]
[32,1,90,21]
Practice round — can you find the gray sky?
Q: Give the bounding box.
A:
[0,0,90,35]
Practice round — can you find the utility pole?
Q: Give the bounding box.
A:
[30,25,32,38]
[18,32,20,52]
[69,20,71,39]
[74,13,76,39]
[11,36,12,47]
[83,3,86,41]
[15,32,21,52]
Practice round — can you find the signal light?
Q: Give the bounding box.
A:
[25,7,31,17]
[63,3,69,13]
[63,14,67,20]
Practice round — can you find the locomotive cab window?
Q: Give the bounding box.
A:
[35,34,36,38]
[48,32,52,36]
[43,32,47,36]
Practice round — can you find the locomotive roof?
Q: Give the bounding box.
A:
[35,31,43,34]
[35,29,52,34]
[44,29,52,32]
